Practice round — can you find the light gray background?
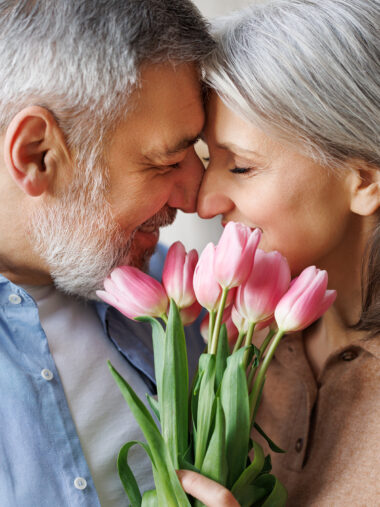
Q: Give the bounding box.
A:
[159,0,255,251]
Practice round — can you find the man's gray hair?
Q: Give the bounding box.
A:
[0,0,214,171]
[204,0,380,168]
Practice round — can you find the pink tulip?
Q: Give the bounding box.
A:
[231,305,248,334]
[214,222,261,289]
[236,249,291,324]
[179,300,202,326]
[193,242,222,311]
[200,306,239,344]
[274,266,337,332]
[162,241,198,309]
[256,316,275,331]
[96,266,168,319]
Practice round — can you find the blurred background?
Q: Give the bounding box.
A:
[159,0,255,252]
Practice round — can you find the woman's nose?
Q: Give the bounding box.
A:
[197,165,234,219]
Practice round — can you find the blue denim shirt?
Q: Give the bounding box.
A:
[0,245,204,506]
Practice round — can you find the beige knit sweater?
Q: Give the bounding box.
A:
[253,331,380,506]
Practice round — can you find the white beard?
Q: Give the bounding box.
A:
[29,165,176,299]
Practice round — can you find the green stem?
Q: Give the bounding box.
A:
[207,310,216,353]
[243,321,256,369]
[259,328,276,358]
[247,328,276,389]
[249,329,285,423]
[210,287,229,355]
[232,328,246,354]
[244,322,256,348]
[161,313,168,325]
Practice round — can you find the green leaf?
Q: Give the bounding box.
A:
[220,347,250,488]
[194,354,217,469]
[108,362,191,506]
[252,474,288,507]
[261,455,272,475]
[253,423,286,453]
[160,299,189,467]
[234,484,267,507]
[190,368,203,432]
[215,324,229,390]
[231,441,265,497]
[200,397,228,486]
[146,394,160,422]
[141,489,158,507]
[118,441,150,506]
[136,316,165,402]
[178,455,200,473]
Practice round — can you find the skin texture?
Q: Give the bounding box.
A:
[0,63,205,290]
[199,93,359,276]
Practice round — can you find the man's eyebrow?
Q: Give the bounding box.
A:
[143,134,201,163]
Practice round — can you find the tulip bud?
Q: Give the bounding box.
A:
[236,249,291,324]
[96,266,168,319]
[193,243,222,311]
[162,241,198,309]
[214,222,261,289]
[179,300,202,326]
[274,266,337,332]
[231,305,248,334]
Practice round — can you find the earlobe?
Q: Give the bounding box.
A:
[4,106,63,197]
[348,161,380,216]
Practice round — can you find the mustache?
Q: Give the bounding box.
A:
[138,206,177,229]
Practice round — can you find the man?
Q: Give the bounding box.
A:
[0,1,214,505]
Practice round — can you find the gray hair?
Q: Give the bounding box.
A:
[204,0,380,168]
[0,0,214,174]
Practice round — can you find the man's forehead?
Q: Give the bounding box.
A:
[143,134,201,162]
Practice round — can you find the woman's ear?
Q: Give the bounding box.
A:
[3,106,69,197]
[348,159,380,216]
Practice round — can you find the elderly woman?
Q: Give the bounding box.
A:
[179,0,380,505]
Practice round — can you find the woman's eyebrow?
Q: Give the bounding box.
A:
[215,141,261,157]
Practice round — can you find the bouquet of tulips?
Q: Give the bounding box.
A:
[97,222,336,507]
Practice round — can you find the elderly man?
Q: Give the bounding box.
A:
[0,1,214,505]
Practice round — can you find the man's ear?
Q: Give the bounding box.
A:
[348,159,380,216]
[3,106,69,197]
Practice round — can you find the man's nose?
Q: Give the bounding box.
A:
[197,163,234,219]
[167,147,204,213]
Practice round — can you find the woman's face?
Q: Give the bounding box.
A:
[198,93,355,275]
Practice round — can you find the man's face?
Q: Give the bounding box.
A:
[30,63,205,298]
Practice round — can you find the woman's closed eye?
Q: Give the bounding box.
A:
[230,166,254,175]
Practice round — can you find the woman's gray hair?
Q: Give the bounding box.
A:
[204,0,380,168]
[0,0,214,172]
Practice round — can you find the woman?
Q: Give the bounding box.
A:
[179,0,380,505]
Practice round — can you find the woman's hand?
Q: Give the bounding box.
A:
[176,470,240,506]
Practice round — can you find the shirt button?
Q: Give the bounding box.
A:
[41,369,54,381]
[8,294,22,304]
[340,350,358,362]
[295,438,304,453]
[74,477,87,490]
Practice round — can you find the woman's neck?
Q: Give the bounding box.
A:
[303,214,375,377]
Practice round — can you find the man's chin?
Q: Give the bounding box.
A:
[120,235,159,272]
